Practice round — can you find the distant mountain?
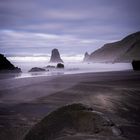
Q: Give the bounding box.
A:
[84,32,140,63]
[49,49,63,63]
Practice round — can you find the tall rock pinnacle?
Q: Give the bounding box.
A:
[83,52,90,62]
[49,49,63,63]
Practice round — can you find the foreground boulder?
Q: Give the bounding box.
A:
[0,54,21,73]
[56,63,64,68]
[28,67,46,72]
[24,104,124,140]
[49,49,63,63]
[132,60,140,71]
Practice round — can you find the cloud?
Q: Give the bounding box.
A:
[1,0,140,31]
[23,23,64,31]
[0,0,140,56]
[0,30,112,56]
[41,9,92,20]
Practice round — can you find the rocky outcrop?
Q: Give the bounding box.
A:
[28,67,46,72]
[132,60,140,71]
[87,31,140,63]
[24,104,123,140]
[83,52,90,62]
[46,65,55,69]
[0,54,21,73]
[49,49,63,63]
[50,49,63,63]
[56,63,64,68]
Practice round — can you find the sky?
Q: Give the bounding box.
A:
[0,0,140,58]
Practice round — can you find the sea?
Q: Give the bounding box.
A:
[1,56,133,79]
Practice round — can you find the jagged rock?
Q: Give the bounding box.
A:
[28,67,46,72]
[132,60,140,70]
[0,54,21,73]
[24,104,123,140]
[83,52,90,62]
[49,49,63,63]
[56,63,64,68]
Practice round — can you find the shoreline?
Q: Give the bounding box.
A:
[0,68,133,81]
[0,70,140,140]
[0,62,132,80]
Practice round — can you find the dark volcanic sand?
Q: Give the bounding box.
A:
[0,71,140,140]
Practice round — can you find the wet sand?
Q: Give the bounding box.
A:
[0,70,140,140]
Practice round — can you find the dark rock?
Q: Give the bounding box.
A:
[0,54,21,73]
[132,60,140,71]
[49,49,63,63]
[56,63,64,68]
[24,104,122,140]
[83,52,90,62]
[46,65,55,69]
[28,67,46,72]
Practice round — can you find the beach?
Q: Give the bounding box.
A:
[0,70,140,140]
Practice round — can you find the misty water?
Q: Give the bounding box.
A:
[0,55,133,80]
[9,58,132,79]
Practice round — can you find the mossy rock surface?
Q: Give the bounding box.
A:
[24,103,124,140]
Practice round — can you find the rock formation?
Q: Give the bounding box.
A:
[46,65,55,69]
[49,49,63,63]
[56,63,64,68]
[83,52,90,62]
[132,60,140,71]
[87,31,140,63]
[28,67,46,72]
[0,54,21,73]
[24,104,123,140]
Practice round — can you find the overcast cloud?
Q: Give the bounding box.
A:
[0,0,140,56]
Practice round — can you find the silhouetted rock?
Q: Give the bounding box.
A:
[132,60,140,71]
[0,54,21,73]
[46,65,55,69]
[49,49,63,63]
[56,63,64,68]
[83,52,90,62]
[28,67,46,72]
[24,104,122,140]
[87,31,140,63]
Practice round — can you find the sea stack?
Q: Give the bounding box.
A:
[49,48,63,63]
[0,54,21,73]
[83,52,90,62]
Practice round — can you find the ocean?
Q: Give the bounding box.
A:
[4,56,132,79]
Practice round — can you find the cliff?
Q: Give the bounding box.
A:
[0,54,21,73]
[87,32,140,63]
